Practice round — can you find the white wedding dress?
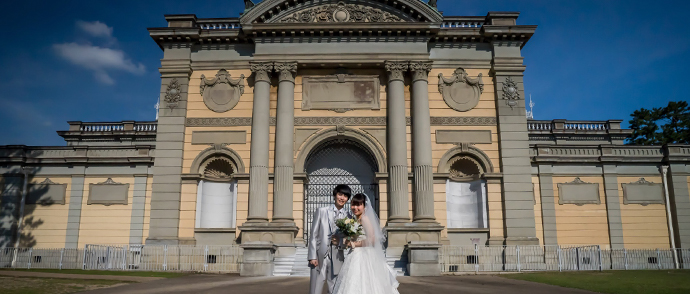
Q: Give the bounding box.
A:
[332,196,399,294]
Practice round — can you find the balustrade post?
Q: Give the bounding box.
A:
[516,246,520,272]
[624,249,628,270]
[28,248,32,269]
[598,245,602,271]
[475,244,479,274]
[557,246,562,272]
[60,248,64,270]
[163,245,168,271]
[204,245,209,271]
[657,249,661,270]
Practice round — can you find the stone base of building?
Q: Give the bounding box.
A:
[145,237,180,246]
[194,228,237,245]
[240,242,277,277]
[406,241,442,276]
[238,221,299,256]
[504,236,540,245]
[385,222,444,248]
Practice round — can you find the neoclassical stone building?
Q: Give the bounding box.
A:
[1,0,689,273]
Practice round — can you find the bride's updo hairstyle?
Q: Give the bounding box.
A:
[351,193,367,207]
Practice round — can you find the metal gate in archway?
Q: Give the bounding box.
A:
[302,139,380,243]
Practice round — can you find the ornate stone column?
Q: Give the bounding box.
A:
[247,62,273,223]
[409,61,436,222]
[385,61,410,223]
[272,62,297,223]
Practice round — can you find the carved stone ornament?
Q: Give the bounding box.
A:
[622,178,664,206]
[200,70,245,113]
[438,68,484,112]
[448,155,483,180]
[275,62,298,83]
[250,62,273,83]
[502,77,520,108]
[279,1,404,23]
[39,178,59,185]
[385,61,408,82]
[409,61,433,82]
[164,78,182,110]
[98,178,123,185]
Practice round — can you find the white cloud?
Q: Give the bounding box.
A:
[53,42,145,85]
[76,20,113,38]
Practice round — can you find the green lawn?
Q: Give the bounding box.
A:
[505,270,690,294]
[0,276,129,294]
[0,268,188,278]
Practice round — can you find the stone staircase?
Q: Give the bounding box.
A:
[274,246,407,277]
[273,246,311,277]
[290,247,311,276]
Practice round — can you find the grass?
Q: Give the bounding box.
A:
[0,276,129,294]
[0,268,188,278]
[505,270,690,294]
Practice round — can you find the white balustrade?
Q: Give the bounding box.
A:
[199,23,241,30]
[441,21,484,28]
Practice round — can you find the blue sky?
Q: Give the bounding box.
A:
[0,0,688,146]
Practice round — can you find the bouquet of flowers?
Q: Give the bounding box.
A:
[335,217,363,244]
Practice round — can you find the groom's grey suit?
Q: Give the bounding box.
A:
[308,205,351,294]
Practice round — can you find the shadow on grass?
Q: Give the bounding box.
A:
[504,270,690,294]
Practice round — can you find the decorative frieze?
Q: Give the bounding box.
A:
[186,116,498,127]
[200,69,245,113]
[438,68,484,112]
[278,2,404,23]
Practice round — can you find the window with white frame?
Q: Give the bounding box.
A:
[195,156,238,229]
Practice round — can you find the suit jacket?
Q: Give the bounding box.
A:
[307,205,352,270]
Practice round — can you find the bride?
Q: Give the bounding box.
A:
[332,193,399,294]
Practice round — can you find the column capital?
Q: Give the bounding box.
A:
[250,62,273,83]
[385,61,409,82]
[274,62,298,83]
[409,61,433,82]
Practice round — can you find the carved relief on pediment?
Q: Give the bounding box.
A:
[200,69,245,113]
[277,2,404,23]
[438,68,484,112]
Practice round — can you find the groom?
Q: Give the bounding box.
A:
[308,184,352,294]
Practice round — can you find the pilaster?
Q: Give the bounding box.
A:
[129,175,149,245]
[492,41,539,245]
[537,165,558,245]
[0,175,21,248]
[667,163,690,248]
[146,42,192,245]
[65,175,85,248]
[602,164,625,249]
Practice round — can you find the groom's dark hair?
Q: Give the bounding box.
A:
[333,184,352,199]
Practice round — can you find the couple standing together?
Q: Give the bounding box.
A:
[308,185,399,294]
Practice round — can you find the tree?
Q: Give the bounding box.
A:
[628,101,690,145]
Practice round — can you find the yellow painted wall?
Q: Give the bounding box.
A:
[184,67,500,237]
[78,177,134,246]
[487,182,505,241]
[532,177,544,246]
[178,183,197,240]
[553,176,610,247]
[20,177,71,248]
[618,176,670,249]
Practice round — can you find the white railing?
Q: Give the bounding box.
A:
[134,123,157,132]
[440,245,688,273]
[1,245,242,273]
[198,22,242,30]
[564,122,608,131]
[528,121,553,131]
[441,21,484,28]
[80,124,125,132]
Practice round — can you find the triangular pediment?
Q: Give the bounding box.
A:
[241,0,443,24]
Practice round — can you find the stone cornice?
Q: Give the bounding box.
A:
[0,145,154,165]
[529,144,690,164]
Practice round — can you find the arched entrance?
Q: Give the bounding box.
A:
[303,138,379,241]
